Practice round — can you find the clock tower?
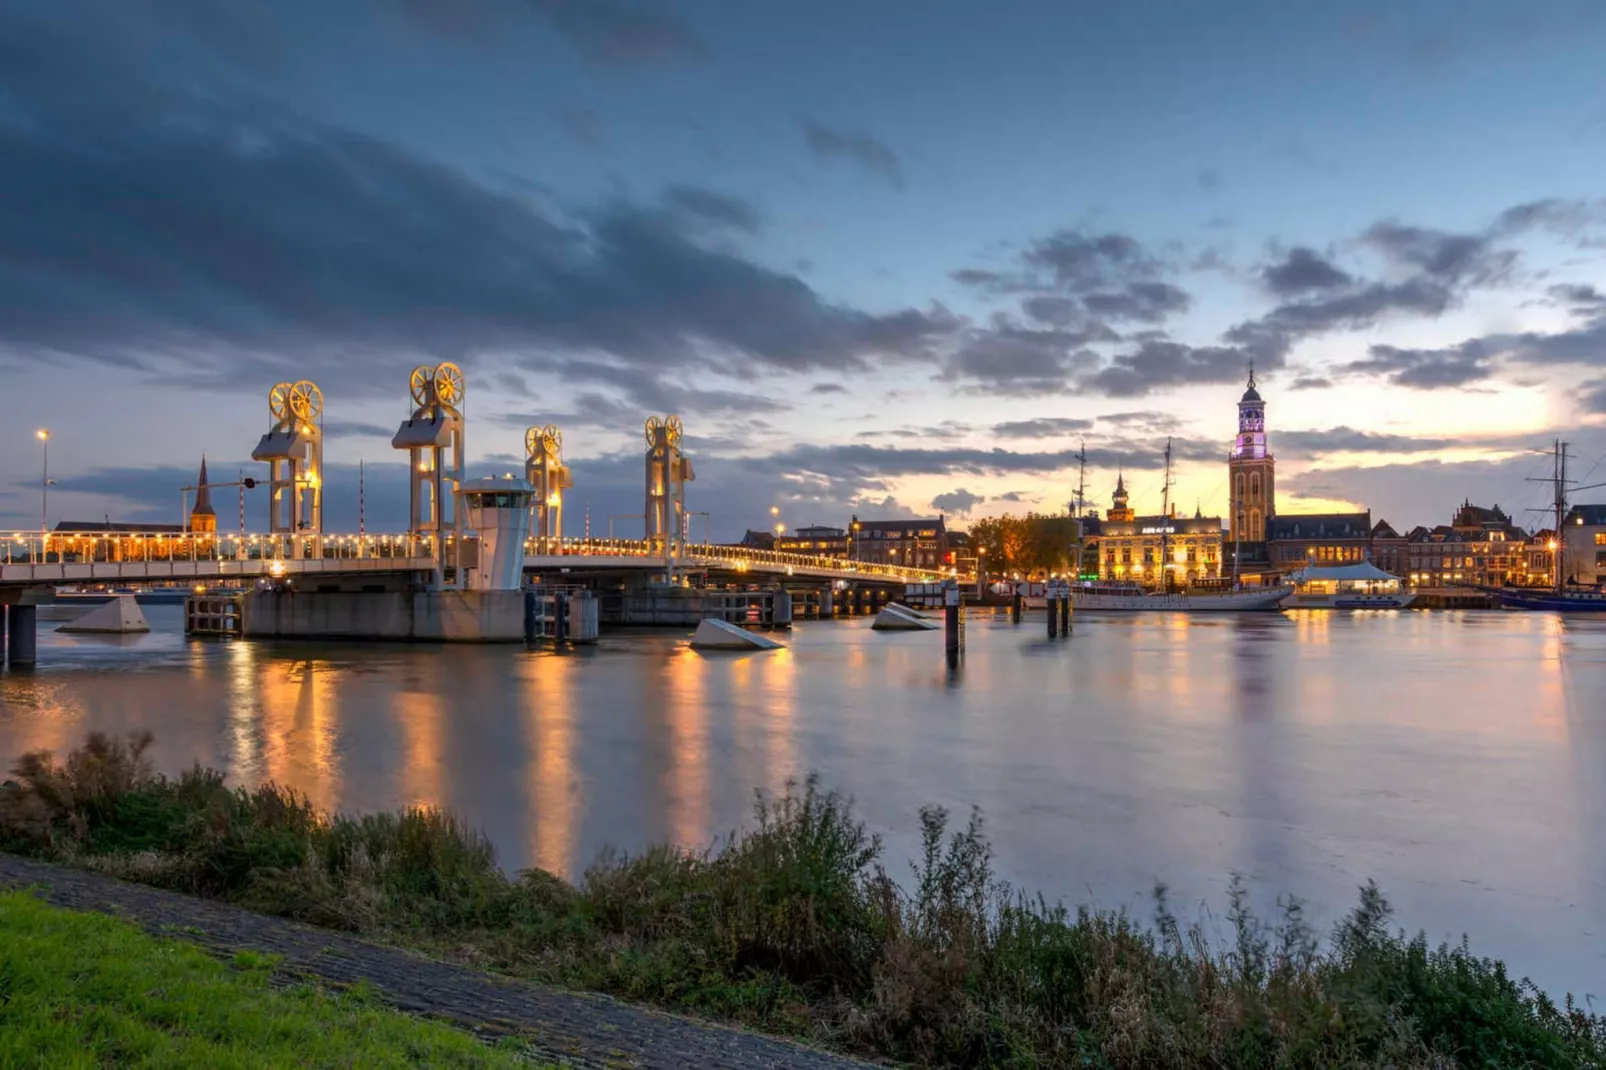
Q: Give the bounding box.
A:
[1228,367,1274,544]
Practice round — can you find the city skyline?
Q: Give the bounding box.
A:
[4,0,1606,537]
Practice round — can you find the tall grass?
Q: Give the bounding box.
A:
[3,731,1602,1069]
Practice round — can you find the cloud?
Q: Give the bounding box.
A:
[1260,247,1353,296]
[1275,426,1457,453]
[0,21,954,395]
[1548,282,1606,313]
[1082,281,1192,323]
[1342,341,1495,388]
[990,417,1095,439]
[800,120,904,190]
[940,325,1104,395]
[537,0,708,64]
[1582,378,1606,414]
[809,383,847,395]
[1289,376,1333,390]
[931,488,984,515]
[1196,168,1221,191]
[1080,339,1269,398]
[659,184,763,234]
[321,419,400,439]
[1360,220,1512,285]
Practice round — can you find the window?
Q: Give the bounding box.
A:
[1250,473,1261,499]
[1236,473,1245,501]
[1595,533,1606,545]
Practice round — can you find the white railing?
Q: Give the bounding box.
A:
[522,536,954,583]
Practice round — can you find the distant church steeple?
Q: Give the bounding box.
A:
[189,456,217,535]
[1107,468,1135,523]
[1227,366,1274,544]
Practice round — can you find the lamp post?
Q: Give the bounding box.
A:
[36,428,54,536]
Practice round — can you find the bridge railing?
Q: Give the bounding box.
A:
[5,530,961,584]
[1,531,439,566]
[524,536,953,583]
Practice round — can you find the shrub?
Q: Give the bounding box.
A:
[5,732,1603,1070]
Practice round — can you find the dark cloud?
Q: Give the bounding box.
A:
[800,120,904,190]
[1021,230,1161,293]
[1019,295,1082,327]
[537,0,708,64]
[660,184,763,234]
[1548,283,1606,313]
[1260,247,1353,296]
[1342,341,1495,388]
[1289,376,1333,390]
[1492,198,1606,239]
[809,383,847,395]
[993,490,1032,503]
[1276,426,1456,453]
[752,438,1220,483]
[1360,221,1512,285]
[322,419,401,439]
[990,417,1095,439]
[941,326,1103,395]
[0,21,953,394]
[931,488,984,515]
[1080,339,1271,398]
[1582,378,1606,414]
[1082,281,1192,323]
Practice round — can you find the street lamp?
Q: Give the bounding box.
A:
[36,428,55,536]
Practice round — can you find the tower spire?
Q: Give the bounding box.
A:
[1247,360,1256,391]
[192,455,214,516]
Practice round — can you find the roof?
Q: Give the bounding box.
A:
[1371,519,1400,539]
[794,525,845,537]
[53,521,185,534]
[1290,561,1398,582]
[191,457,215,517]
[1240,367,1262,403]
[1567,503,1606,526]
[1267,511,1372,540]
[852,517,946,534]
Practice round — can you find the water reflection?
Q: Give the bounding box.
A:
[2,609,1604,995]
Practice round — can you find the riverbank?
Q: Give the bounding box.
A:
[0,888,543,1069]
[3,731,1603,1069]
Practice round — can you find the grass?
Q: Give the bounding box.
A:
[0,890,540,1069]
[3,730,1604,1069]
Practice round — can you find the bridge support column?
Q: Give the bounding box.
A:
[818,586,833,618]
[7,604,37,668]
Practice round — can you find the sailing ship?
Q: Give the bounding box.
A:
[1496,440,1606,612]
[1072,439,1290,612]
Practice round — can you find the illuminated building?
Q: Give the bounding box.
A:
[1227,368,1274,545]
[850,516,947,568]
[1560,504,1606,586]
[1096,484,1222,584]
[1267,512,1373,567]
[775,524,849,555]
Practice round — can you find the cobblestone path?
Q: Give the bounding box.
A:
[0,854,885,1070]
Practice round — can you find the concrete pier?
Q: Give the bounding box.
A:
[243,589,527,642]
[7,604,37,667]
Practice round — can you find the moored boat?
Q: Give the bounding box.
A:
[1072,581,1289,611]
[1284,562,1416,609]
[1496,587,1606,611]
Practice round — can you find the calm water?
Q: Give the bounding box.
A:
[2,607,1603,997]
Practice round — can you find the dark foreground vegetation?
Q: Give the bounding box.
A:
[3,732,1602,1069]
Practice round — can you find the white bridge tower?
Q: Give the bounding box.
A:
[392,362,466,588]
[251,380,324,556]
[525,424,572,554]
[644,415,694,577]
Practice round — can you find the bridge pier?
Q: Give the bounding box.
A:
[6,604,37,668]
[818,586,834,618]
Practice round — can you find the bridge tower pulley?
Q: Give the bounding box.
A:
[525,424,572,555]
[250,379,324,557]
[392,362,466,588]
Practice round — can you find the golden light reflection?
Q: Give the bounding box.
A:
[524,656,577,877]
[757,645,799,787]
[224,640,261,778]
[393,687,445,811]
[664,648,710,850]
[256,656,342,814]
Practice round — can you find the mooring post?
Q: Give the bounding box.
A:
[1059,584,1072,635]
[554,592,568,643]
[1046,583,1058,638]
[944,581,961,660]
[1011,587,1022,624]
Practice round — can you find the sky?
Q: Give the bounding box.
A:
[3,0,1606,539]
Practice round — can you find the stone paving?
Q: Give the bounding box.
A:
[0,854,884,1070]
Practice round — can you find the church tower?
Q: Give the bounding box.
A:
[1228,368,1274,543]
[1106,471,1135,523]
[189,456,218,535]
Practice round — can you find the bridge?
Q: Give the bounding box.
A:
[0,532,951,590]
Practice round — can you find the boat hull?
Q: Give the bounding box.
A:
[1073,587,1290,611]
[1496,589,1606,611]
[1284,592,1417,609]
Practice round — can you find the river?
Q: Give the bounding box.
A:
[2,606,1602,997]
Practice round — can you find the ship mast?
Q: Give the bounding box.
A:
[1160,437,1173,591]
[1527,439,1604,593]
[1073,438,1088,580]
